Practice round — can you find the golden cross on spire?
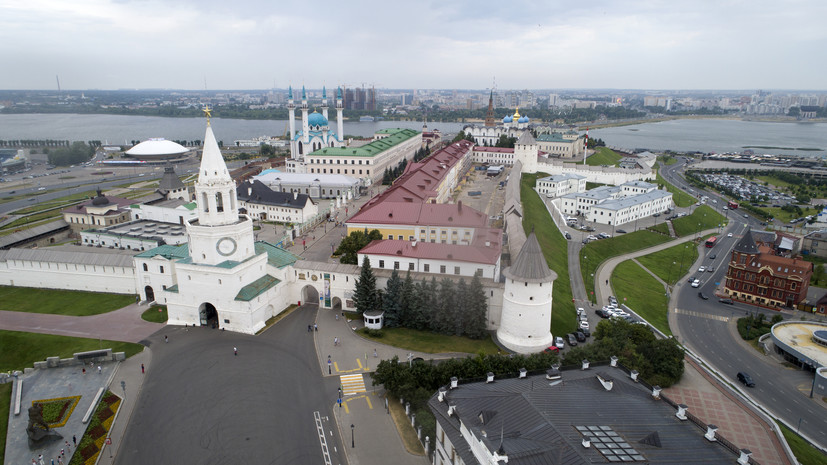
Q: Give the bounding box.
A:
[203,105,212,125]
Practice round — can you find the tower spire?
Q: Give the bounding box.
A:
[484,89,495,127]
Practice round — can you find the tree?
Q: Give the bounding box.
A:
[452,131,467,143]
[433,279,456,334]
[453,279,468,336]
[382,269,403,327]
[464,273,489,339]
[334,229,382,264]
[353,256,378,314]
[813,264,826,286]
[464,132,475,143]
[398,272,415,326]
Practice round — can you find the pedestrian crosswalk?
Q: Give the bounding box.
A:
[340,374,366,396]
[675,308,729,322]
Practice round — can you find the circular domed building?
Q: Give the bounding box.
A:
[125,138,190,162]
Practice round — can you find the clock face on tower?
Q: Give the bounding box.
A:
[216,237,237,256]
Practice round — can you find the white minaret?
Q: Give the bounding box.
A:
[514,131,539,174]
[336,87,344,142]
[321,86,329,121]
[496,231,556,354]
[301,85,309,145]
[186,110,255,266]
[287,85,296,155]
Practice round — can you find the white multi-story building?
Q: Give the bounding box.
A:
[558,181,672,226]
[236,179,318,224]
[536,132,584,159]
[536,173,586,198]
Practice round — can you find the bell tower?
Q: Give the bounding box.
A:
[186,108,255,265]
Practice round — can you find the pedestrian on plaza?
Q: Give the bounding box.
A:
[307,324,311,332]
[82,368,86,375]
[51,458,54,465]
[38,454,44,465]
[72,435,77,447]
[234,347,238,356]
[314,324,318,332]
[58,458,63,465]
[97,365,101,374]
[373,349,377,358]
[141,363,145,374]
[334,337,338,346]
[164,335,168,343]
[302,239,306,250]
[65,440,71,451]
[335,313,339,321]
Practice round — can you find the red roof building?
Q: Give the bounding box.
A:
[724,230,813,308]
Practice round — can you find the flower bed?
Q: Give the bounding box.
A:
[69,391,121,465]
[31,396,81,428]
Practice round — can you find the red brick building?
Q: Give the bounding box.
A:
[724,230,813,308]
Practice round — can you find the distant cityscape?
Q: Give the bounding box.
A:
[1,87,826,121]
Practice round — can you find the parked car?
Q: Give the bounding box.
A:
[544,345,560,354]
[555,336,566,350]
[608,296,618,306]
[691,279,701,288]
[576,307,585,316]
[616,229,627,234]
[737,372,755,387]
[744,214,749,218]
[565,232,572,240]
[579,320,590,331]
[574,331,586,342]
[595,309,611,318]
[719,298,734,305]
[579,327,591,337]
[567,333,578,347]
[698,292,709,300]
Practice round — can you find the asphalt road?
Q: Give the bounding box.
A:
[673,222,827,447]
[116,304,346,465]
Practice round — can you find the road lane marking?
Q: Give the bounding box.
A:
[314,411,332,465]
[340,374,366,396]
[674,308,729,322]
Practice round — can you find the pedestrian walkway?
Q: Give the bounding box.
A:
[664,358,793,465]
[675,308,730,322]
[340,374,367,396]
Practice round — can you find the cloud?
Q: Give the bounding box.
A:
[0,0,825,89]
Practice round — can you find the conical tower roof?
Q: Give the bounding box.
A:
[734,229,759,254]
[197,125,231,185]
[503,231,557,283]
[158,165,184,192]
[516,130,536,146]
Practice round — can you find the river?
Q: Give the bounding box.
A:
[0,114,824,157]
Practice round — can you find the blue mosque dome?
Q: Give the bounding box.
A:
[502,116,513,123]
[308,111,328,127]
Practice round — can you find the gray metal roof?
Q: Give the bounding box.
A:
[591,190,672,212]
[503,232,556,283]
[0,220,70,250]
[158,165,185,191]
[516,131,536,146]
[429,365,738,464]
[0,246,136,267]
[734,229,759,254]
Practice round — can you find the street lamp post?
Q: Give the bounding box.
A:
[351,424,355,448]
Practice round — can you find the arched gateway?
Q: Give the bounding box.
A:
[301,285,319,306]
[199,302,218,327]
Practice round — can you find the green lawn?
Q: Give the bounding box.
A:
[0,330,144,372]
[671,205,727,237]
[0,286,135,316]
[635,241,700,286]
[759,206,819,223]
[356,327,501,355]
[658,155,679,165]
[655,170,696,207]
[141,305,168,323]
[580,230,672,303]
[521,173,575,335]
[647,222,670,235]
[0,210,63,232]
[0,382,10,461]
[585,147,623,166]
[777,421,827,465]
[755,175,796,190]
[611,260,671,335]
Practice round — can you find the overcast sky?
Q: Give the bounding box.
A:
[1,0,825,91]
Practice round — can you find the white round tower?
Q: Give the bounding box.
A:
[497,231,556,353]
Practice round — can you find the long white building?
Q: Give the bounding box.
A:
[558,181,672,226]
[536,173,586,198]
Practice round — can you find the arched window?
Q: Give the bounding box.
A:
[298,142,303,155]
[142,263,148,271]
[215,193,224,212]
[202,192,210,212]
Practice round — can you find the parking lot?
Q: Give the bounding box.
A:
[456,164,511,225]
